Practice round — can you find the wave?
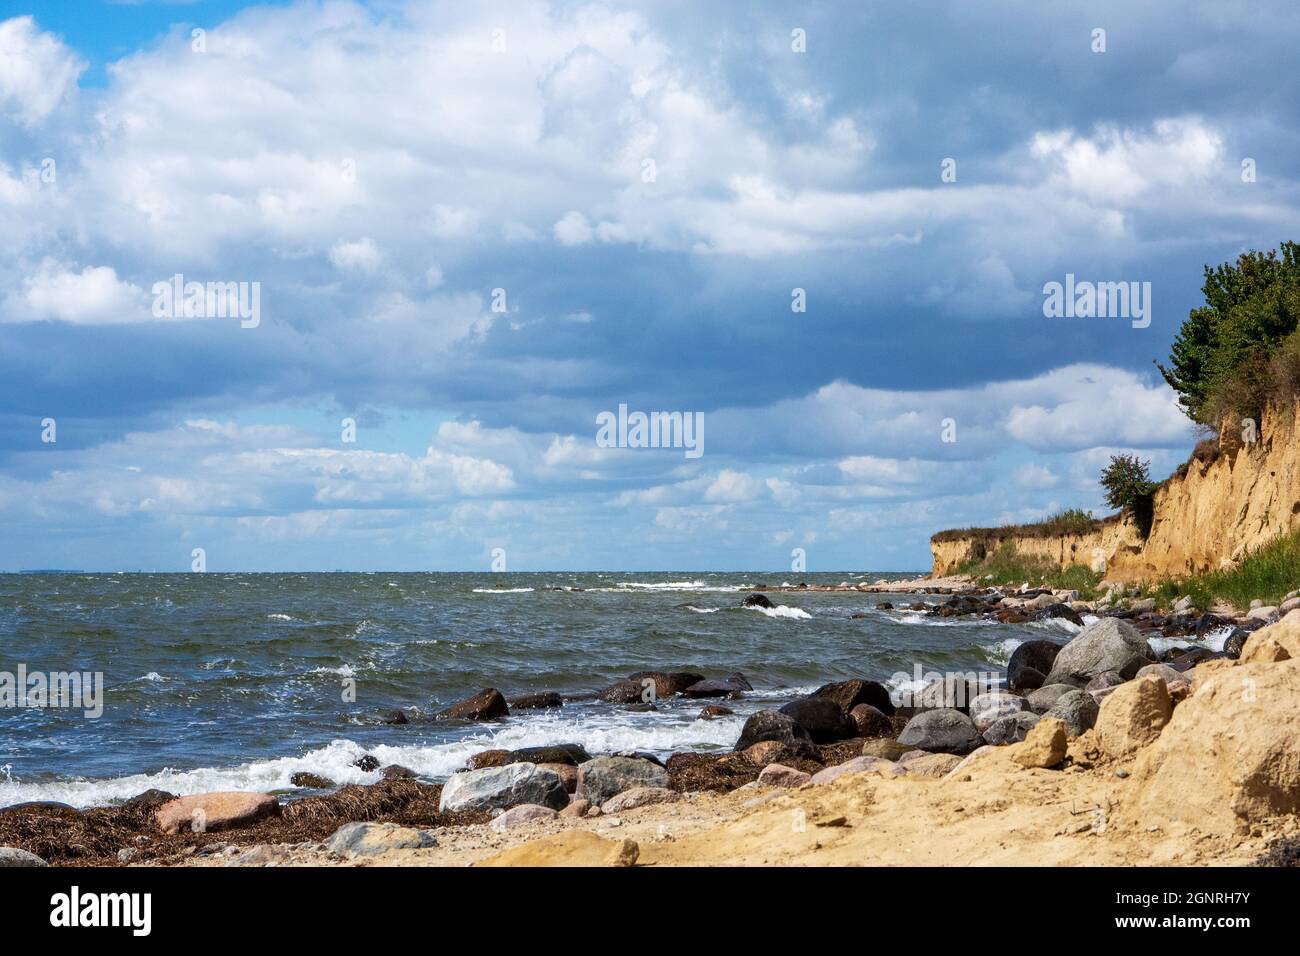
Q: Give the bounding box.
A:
[471,587,535,594]
[682,605,720,614]
[892,612,998,627]
[744,604,812,620]
[590,581,750,593]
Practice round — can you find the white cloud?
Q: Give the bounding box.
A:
[0,17,84,127]
[554,211,594,245]
[329,237,382,273]
[3,260,146,324]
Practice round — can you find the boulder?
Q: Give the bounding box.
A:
[896,708,982,755]
[757,763,812,788]
[379,709,410,725]
[1012,716,1068,768]
[559,798,591,818]
[353,755,381,772]
[849,703,893,737]
[437,688,509,721]
[0,847,47,867]
[439,763,568,813]
[910,675,982,713]
[968,692,1028,730]
[1026,683,1080,714]
[506,744,591,766]
[742,593,774,608]
[628,671,705,698]
[123,789,176,810]
[326,821,437,858]
[1223,629,1249,659]
[509,692,564,710]
[156,792,281,835]
[1095,674,1173,758]
[489,804,559,831]
[1044,690,1100,737]
[1044,618,1155,685]
[734,710,816,753]
[861,738,912,760]
[1135,662,1185,685]
[743,740,817,767]
[812,679,896,716]
[380,765,416,781]
[600,786,678,813]
[1030,604,1084,627]
[778,696,857,742]
[1240,612,1300,663]
[810,755,904,785]
[467,749,511,770]
[575,756,670,806]
[599,680,649,704]
[697,705,734,720]
[1084,671,1126,692]
[982,711,1039,746]
[683,673,752,698]
[290,772,335,789]
[903,753,963,777]
[537,763,578,793]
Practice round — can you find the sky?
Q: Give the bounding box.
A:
[0,0,1296,572]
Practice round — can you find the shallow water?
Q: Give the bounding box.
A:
[0,571,1121,807]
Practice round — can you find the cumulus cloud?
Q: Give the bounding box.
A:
[0,17,84,127]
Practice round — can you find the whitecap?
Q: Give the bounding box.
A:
[744,604,812,620]
[471,587,535,594]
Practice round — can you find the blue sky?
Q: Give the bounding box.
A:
[1,0,1296,571]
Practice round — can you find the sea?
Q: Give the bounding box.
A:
[0,570,1117,809]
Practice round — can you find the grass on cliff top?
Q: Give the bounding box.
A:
[932,508,1106,543]
[957,542,1103,598]
[1147,527,1300,612]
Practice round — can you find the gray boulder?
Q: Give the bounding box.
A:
[326,821,437,858]
[438,762,568,813]
[576,756,670,806]
[0,847,47,867]
[1026,683,1079,713]
[1044,618,1155,685]
[896,708,982,755]
[982,711,1040,745]
[911,675,982,713]
[969,692,1028,730]
[1045,689,1100,737]
[778,696,856,742]
[734,710,816,754]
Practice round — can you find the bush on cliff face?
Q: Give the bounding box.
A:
[1158,241,1300,425]
[1100,454,1155,537]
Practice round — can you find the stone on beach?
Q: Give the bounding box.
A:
[290,772,335,789]
[628,671,705,698]
[849,703,893,737]
[757,763,812,788]
[912,675,980,713]
[812,678,896,716]
[1240,611,1300,663]
[1007,640,1065,692]
[968,692,1028,729]
[156,792,282,835]
[1095,674,1173,758]
[896,708,982,754]
[437,687,509,721]
[508,691,564,710]
[683,673,753,698]
[0,846,48,867]
[576,756,670,806]
[810,755,903,785]
[601,786,679,813]
[902,753,963,777]
[734,710,817,755]
[860,738,913,760]
[489,804,559,831]
[439,763,569,813]
[697,705,734,720]
[981,711,1039,745]
[598,680,648,704]
[1012,716,1068,768]
[327,821,437,857]
[778,696,857,742]
[559,798,592,818]
[1025,683,1078,714]
[506,744,592,766]
[1044,689,1100,737]
[1044,618,1155,685]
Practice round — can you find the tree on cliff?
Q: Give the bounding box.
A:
[1157,241,1300,425]
[1100,454,1156,537]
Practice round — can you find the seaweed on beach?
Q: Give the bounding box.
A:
[1255,834,1300,866]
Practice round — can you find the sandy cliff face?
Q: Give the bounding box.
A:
[932,404,1300,583]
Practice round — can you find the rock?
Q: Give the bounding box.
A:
[509,691,564,710]
[489,804,560,831]
[757,763,813,788]
[598,680,648,704]
[1135,663,1184,685]
[1095,674,1173,758]
[353,755,381,772]
[683,673,752,698]
[910,675,982,713]
[742,593,773,608]
[1240,612,1300,663]
[1026,683,1083,714]
[697,705,734,720]
[628,671,705,698]
[812,678,896,716]
[601,786,678,813]
[1281,596,1300,615]
[1044,690,1100,737]
[1084,671,1126,692]
[156,792,282,835]
[982,711,1039,745]
[1172,595,1195,614]
[1130,598,1156,614]
[123,789,176,810]
[1008,666,1046,692]
[1044,618,1156,685]
[734,710,816,754]
[1125,659,1300,835]
[117,847,138,864]
[290,772,335,789]
[1247,605,1279,622]
[379,709,409,725]
[968,692,1027,730]
[538,763,578,793]
[1012,716,1068,768]
[467,749,511,770]
[326,821,437,858]
[0,847,47,867]
[506,744,591,766]
[896,709,982,755]
[848,703,893,737]
[1223,629,1249,659]
[903,753,963,777]
[810,756,903,785]
[861,738,912,760]
[380,765,417,781]
[437,687,509,721]
[778,696,856,742]
[476,830,639,867]
[439,763,568,813]
[559,798,591,818]
[576,756,670,806]
[1031,604,1084,627]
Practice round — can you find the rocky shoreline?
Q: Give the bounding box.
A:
[4,578,1300,868]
